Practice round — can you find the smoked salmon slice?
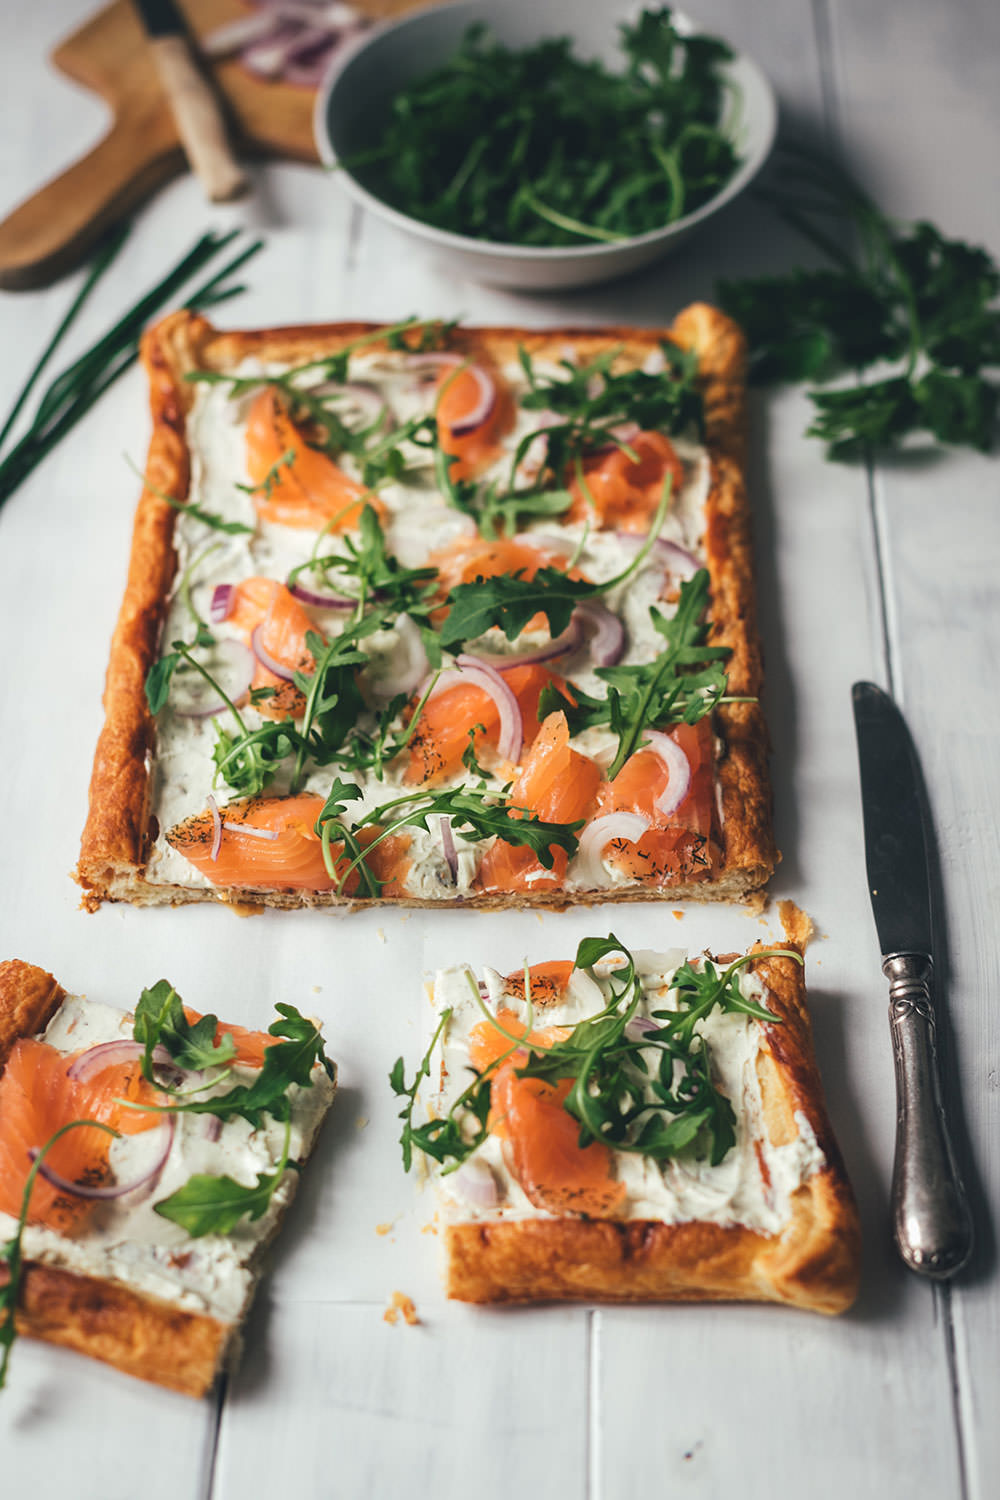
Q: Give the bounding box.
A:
[182,1008,275,1069]
[228,577,320,720]
[568,430,685,531]
[467,1006,625,1218]
[0,1040,162,1233]
[245,387,372,531]
[166,795,411,897]
[435,363,513,483]
[403,664,571,785]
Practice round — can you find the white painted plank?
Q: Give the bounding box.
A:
[825,0,1000,1492]
[213,1299,590,1500]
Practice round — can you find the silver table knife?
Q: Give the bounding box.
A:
[852,680,973,1278]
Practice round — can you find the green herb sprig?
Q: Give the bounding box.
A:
[719,144,1000,459]
[0,228,262,508]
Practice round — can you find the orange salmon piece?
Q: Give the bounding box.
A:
[493,1068,626,1218]
[431,535,579,638]
[246,387,371,531]
[598,720,715,838]
[467,1006,570,1074]
[502,961,576,1006]
[403,664,570,785]
[357,827,412,898]
[0,1040,162,1233]
[436,364,513,483]
[229,577,321,720]
[182,1007,275,1069]
[167,794,356,894]
[568,430,685,532]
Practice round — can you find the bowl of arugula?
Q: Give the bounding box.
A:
[315,2,778,290]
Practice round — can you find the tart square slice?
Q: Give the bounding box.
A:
[402,939,859,1313]
[77,306,776,912]
[0,959,336,1395]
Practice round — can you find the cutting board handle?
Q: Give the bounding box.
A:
[0,122,184,291]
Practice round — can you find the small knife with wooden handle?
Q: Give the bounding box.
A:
[852,680,973,1279]
[133,0,249,203]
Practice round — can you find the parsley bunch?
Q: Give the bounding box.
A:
[351,9,738,247]
[719,144,1000,459]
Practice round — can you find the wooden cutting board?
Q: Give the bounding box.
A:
[0,0,419,290]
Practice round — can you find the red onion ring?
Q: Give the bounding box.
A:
[30,1115,175,1203]
[172,640,254,719]
[574,600,626,667]
[222,821,281,841]
[439,816,458,882]
[446,366,497,437]
[369,613,429,703]
[288,579,355,610]
[67,1040,173,1084]
[208,793,223,863]
[614,532,701,578]
[471,614,582,672]
[251,623,297,683]
[576,812,651,887]
[452,656,523,764]
[624,1016,660,1042]
[211,583,235,623]
[202,1115,223,1143]
[452,1158,500,1208]
[638,729,692,818]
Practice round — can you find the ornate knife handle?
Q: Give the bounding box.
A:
[885,953,973,1278]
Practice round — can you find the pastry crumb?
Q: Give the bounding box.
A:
[777,900,814,950]
[355,1115,369,1130]
[421,1220,439,1236]
[376,928,386,944]
[672,910,684,921]
[384,1291,420,1326]
[311,984,322,994]
[375,1222,394,1237]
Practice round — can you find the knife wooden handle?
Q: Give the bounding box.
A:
[885,954,973,1278]
[148,36,249,203]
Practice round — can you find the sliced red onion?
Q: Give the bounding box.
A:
[638,729,692,818]
[242,22,332,79]
[67,1040,172,1084]
[614,531,701,578]
[201,12,277,57]
[446,366,497,437]
[624,1016,660,1042]
[472,614,582,672]
[439,816,458,882]
[452,1157,500,1209]
[311,380,389,430]
[208,793,223,863]
[210,583,235,623]
[251,623,297,682]
[576,813,651,888]
[172,639,254,720]
[288,578,355,610]
[31,1115,175,1203]
[574,600,626,667]
[202,1115,223,1143]
[222,821,281,841]
[453,655,523,763]
[369,613,429,703]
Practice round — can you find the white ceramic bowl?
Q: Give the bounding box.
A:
[314,1,778,291]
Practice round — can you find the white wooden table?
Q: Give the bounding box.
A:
[1,3,997,1496]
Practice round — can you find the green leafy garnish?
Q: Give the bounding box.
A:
[719,144,1000,459]
[1,1119,118,1389]
[133,979,238,1080]
[154,1120,293,1238]
[351,9,738,247]
[394,938,801,1178]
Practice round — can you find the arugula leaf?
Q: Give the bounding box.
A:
[441,566,594,646]
[154,1120,292,1238]
[133,978,237,1080]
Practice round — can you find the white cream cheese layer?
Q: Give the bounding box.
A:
[426,952,824,1234]
[144,349,711,895]
[0,995,335,1324]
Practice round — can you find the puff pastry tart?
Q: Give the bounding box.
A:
[78,306,776,911]
[407,939,859,1313]
[0,959,335,1395]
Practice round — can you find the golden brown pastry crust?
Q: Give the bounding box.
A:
[443,948,861,1315]
[77,308,777,911]
[0,959,329,1396]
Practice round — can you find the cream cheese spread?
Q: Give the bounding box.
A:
[426,951,824,1234]
[144,347,712,897]
[0,994,335,1324]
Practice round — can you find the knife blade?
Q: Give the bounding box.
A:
[133,0,248,203]
[852,680,972,1278]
